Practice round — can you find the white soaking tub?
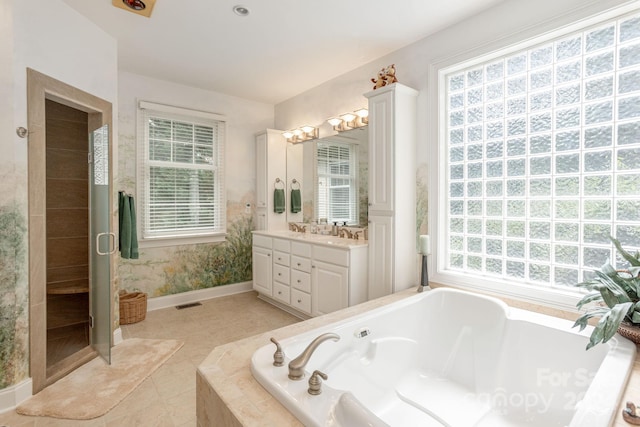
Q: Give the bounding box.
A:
[251,288,636,427]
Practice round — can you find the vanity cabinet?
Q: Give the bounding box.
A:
[252,231,367,317]
[252,235,273,296]
[365,83,418,298]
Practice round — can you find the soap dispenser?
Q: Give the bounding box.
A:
[332,222,339,236]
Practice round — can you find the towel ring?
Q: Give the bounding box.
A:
[291,179,301,190]
[274,178,285,189]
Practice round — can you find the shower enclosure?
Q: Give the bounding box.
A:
[27,69,114,393]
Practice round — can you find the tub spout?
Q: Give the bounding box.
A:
[288,333,340,380]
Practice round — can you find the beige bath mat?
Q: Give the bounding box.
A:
[17,338,183,419]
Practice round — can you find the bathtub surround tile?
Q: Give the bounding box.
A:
[0,291,299,426]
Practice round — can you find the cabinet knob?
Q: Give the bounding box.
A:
[278,273,282,276]
[368,203,372,206]
[278,291,282,295]
[267,254,271,257]
[297,279,301,283]
[312,265,316,269]
[278,257,282,261]
[297,263,301,266]
[297,299,302,303]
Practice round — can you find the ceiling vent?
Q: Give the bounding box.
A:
[112,0,156,18]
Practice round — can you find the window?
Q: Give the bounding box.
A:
[440,10,640,300]
[137,101,226,245]
[315,141,358,225]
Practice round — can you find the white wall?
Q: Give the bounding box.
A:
[276,0,635,161]
[274,0,637,295]
[116,71,274,297]
[0,0,118,399]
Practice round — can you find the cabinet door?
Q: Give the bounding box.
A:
[311,260,348,316]
[255,133,267,209]
[367,215,393,299]
[252,246,272,296]
[368,89,394,212]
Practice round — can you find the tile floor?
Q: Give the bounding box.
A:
[0,291,300,427]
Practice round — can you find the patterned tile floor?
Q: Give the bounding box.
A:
[0,291,300,426]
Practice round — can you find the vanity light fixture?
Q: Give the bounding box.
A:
[327,108,369,132]
[282,126,319,143]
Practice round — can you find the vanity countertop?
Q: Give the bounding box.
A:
[252,230,368,249]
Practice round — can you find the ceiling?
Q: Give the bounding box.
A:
[62,0,506,104]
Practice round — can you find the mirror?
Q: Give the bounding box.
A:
[293,128,368,226]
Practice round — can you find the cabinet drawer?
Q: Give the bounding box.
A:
[273,238,290,252]
[273,282,290,304]
[291,289,311,314]
[273,264,290,285]
[291,242,311,258]
[291,269,311,293]
[313,245,349,267]
[291,255,311,273]
[253,234,272,249]
[273,251,290,267]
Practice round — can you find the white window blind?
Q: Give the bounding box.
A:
[138,101,226,242]
[316,141,358,224]
[440,10,640,292]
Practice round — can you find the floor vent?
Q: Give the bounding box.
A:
[175,302,202,310]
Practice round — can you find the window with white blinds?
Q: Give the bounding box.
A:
[137,101,226,243]
[315,141,358,224]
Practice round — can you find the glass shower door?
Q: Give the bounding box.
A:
[89,124,112,364]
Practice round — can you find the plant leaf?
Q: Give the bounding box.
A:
[585,302,633,350]
[576,291,603,310]
[612,237,640,267]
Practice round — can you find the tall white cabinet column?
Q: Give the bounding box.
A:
[365,83,418,299]
[255,129,287,231]
[255,130,303,231]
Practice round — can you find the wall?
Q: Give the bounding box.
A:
[117,71,274,297]
[0,0,117,395]
[274,0,636,270]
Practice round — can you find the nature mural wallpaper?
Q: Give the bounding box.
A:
[0,201,29,389]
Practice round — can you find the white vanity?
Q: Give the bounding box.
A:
[252,231,368,318]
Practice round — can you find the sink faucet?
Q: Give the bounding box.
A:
[288,333,340,380]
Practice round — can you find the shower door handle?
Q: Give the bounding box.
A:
[96,232,117,256]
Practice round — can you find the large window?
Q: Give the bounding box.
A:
[315,141,358,225]
[138,101,225,245]
[440,10,640,297]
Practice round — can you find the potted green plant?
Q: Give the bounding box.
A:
[573,237,640,350]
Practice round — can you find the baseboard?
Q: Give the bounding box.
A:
[113,327,123,345]
[146,281,253,311]
[0,378,32,414]
[257,294,311,321]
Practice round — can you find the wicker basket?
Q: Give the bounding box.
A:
[617,322,640,345]
[119,291,147,325]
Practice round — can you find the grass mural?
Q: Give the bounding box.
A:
[156,215,254,296]
[0,202,27,389]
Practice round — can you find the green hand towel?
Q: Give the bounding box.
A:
[274,188,285,214]
[119,192,139,259]
[291,189,301,213]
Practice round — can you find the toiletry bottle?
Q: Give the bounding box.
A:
[332,222,339,236]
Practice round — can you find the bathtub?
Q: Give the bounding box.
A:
[251,288,637,427]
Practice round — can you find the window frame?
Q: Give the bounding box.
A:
[314,139,359,225]
[430,4,640,310]
[136,101,227,248]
